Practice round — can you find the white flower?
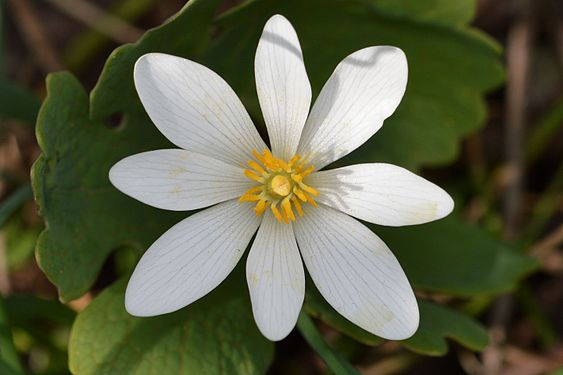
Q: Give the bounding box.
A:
[109,14,454,342]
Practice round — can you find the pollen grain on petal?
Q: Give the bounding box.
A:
[240,149,319,224]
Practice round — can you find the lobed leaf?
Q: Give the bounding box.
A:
[32,0,221,302]
[32,72,184,301]
[69,278,273,375]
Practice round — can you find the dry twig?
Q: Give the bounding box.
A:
[45,0,143,44]
[484,0,536,374]
[7,0,63,73]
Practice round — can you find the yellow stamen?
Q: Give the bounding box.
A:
[288,155,300,167]
[239,186,263,202]
[299,183,319,197]
[240,193,261,202]
[247,160,266,175]
[263,149,278,170]
[277,159,291,173]
[301,165,315,177]
[244,186,262,195]
[291,174,303,183]
[304,192,318,207]
[244,170,264,183]
[292,197,304,217]
[293,187,307,202]
[254,199,268,215]
[281,210,289,224]
[252,149,266,163]
[271,205,283,222]
[240,149,319,224]
[281,198,295,221]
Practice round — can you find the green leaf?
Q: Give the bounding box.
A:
[0,297,24,375]
[69,278,273,375]
[0,81,41,124]
[376,216,539,295]
[304,286,382,347]
[297,312,360,375]
[204,0,504,169]
[32,72,183,302]
[305,287,488,356]
[32,0,222,302]
[370,0,476,26]
[403,301,489,356]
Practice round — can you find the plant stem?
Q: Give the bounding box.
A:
[297,312,360,375]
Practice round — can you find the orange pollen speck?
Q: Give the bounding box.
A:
[239,148,319,223]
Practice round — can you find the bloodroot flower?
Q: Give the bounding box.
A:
[109,14,454,341]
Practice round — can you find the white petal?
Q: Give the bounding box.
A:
[294,204,419,340]
[255,15,312,160]
[246,212,305,341]
[297,46,408,170]
[134,53,267,165]
[125,199,260,316]
[308,163,454,226]
[109,149,253,211]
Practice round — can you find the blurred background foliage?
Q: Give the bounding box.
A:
[0,0,562,374]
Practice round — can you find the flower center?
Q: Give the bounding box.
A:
[240,148,319,224]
